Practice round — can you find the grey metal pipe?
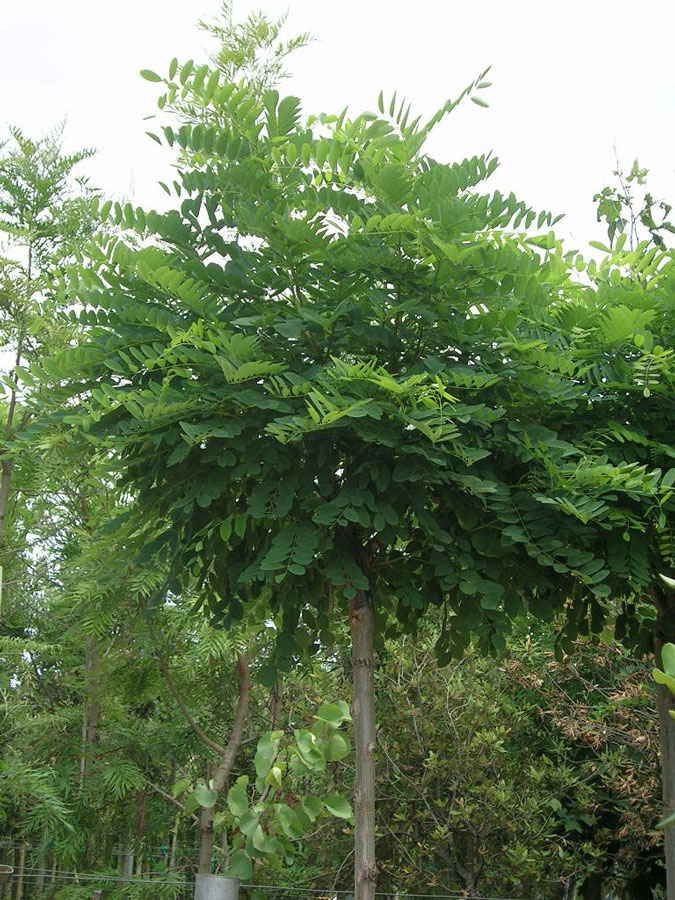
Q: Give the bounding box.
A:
[194,873,239,900]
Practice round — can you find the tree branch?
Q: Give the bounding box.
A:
[155,646,229,758]
[212,652,250,792]
[149,782,200,824]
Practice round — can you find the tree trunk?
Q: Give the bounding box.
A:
[0,319,27,545]
[12,846,24,900]
[34,831,48,898]
[2,848,15,900]
[0,459,13,542]
[79,635,101,792]
[656,634,675,900]
[134,790,147,875]
[169,812,181,870]
[198,764,215,876]
[197,653,250,875]
[564,875,578,900]
[349,589,377,900]
[582,872,602,900]
[86,636,101,746]
[269,675,283,729]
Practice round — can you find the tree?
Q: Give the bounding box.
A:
[0,126,96,543]
[359,622,661,898]
[32,51,653,900]
[496,163,675,896]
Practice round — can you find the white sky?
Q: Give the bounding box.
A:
[2,0,674,252]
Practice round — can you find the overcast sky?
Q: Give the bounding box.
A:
[2,0,674,251]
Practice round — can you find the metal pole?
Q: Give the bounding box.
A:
[194,874,239,900]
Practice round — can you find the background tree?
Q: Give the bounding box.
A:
[0,126,96,544]
[504,166,675,897]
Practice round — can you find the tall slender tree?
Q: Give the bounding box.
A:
[0,126,95,543]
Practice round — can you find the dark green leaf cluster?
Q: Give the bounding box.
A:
[28,66,673,665]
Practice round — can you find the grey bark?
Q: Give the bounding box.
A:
[0,459,14,542]
[12,846,24,900]
[86,635,101,746]
[34,831,48,898]
[169,811,181,870]
[79,635,101,790]
[196,653,250,875]
[269,675,283,729]
[349,589,377,900]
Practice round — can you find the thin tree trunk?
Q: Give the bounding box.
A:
[564,875,577,900]
[134,790,147,875]
[0,460,14,542]
[86,636,101,746]
[349,589,377,900]
[656,634,675,900]
[2,848,15,900]
[582,872,602,900]
[79,637,90,792]
[269,675,283,729]
[12,846,24,900]
[0,307,29,543]
[197,653,250,875]
[79,634,101,793]
[79,694,88,792]
[198,763,215,876]
[34,831,48,899]
[169,812,181,870]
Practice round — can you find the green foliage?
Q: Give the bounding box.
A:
[28,58,639,675]
[285,623,661,897]
[175,698,353,877]
[653,640,675,829]
[6,10,675,899]
[198,2,312,97]
[594,158,675,251]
